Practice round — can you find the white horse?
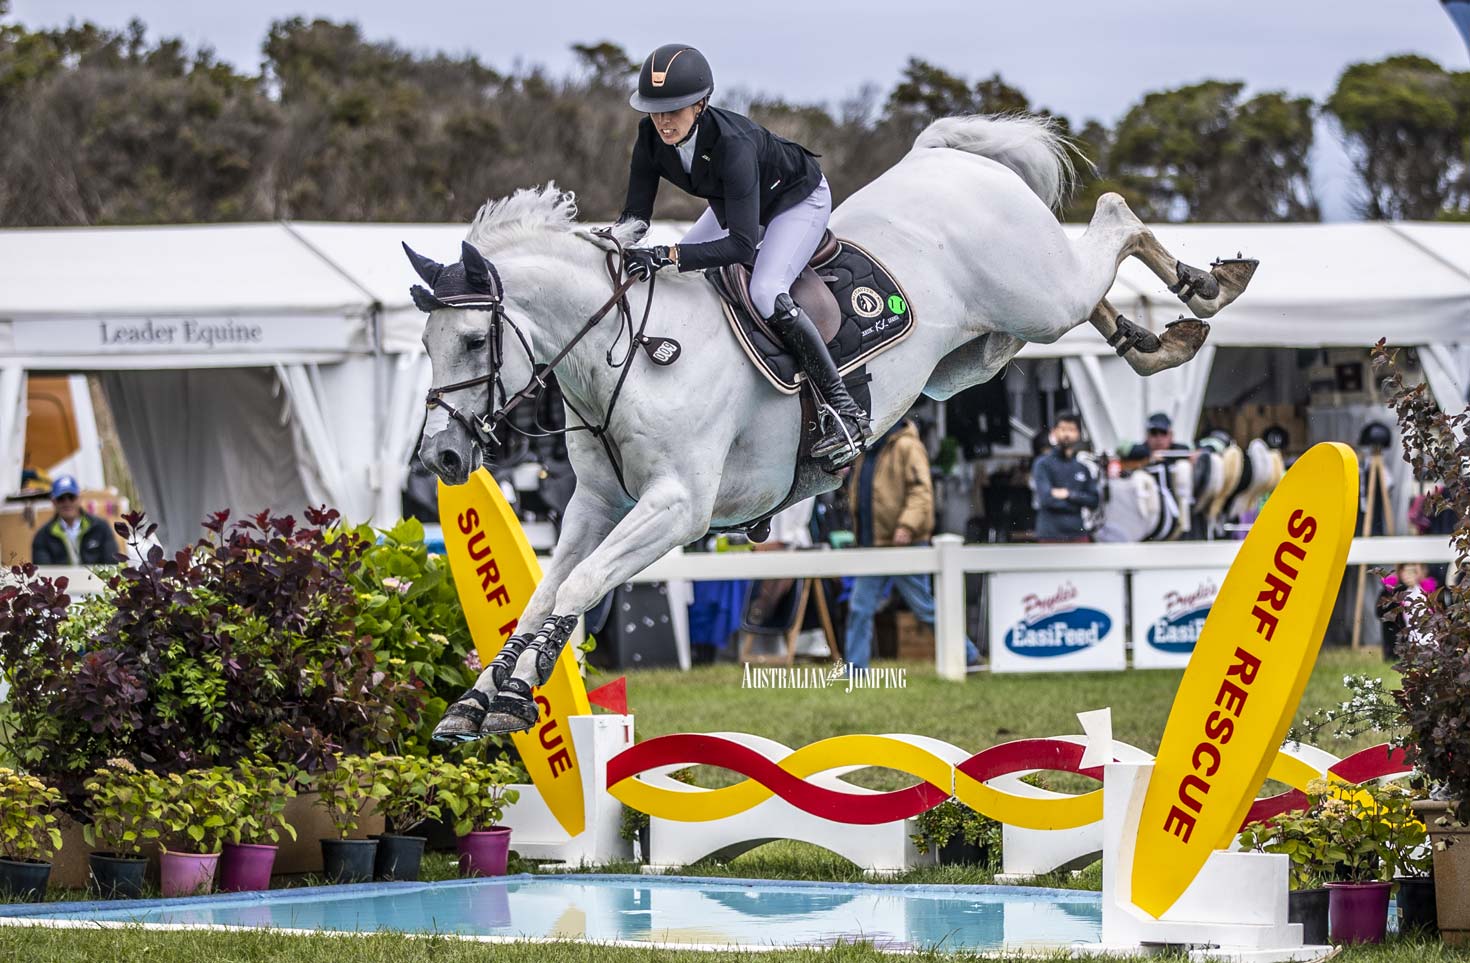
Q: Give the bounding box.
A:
[411,113,1256,738]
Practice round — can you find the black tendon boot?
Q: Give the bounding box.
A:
[481,615,579,734]
[430,632,535,743]
[767,293,869,464]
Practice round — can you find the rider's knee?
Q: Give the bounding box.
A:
[751,277,787,319]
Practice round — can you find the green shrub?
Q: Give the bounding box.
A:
[0,769,64,862]
[438,756,522,835]
[151,767,240,855]
[224,758,299,847]
[910,799,1001,867]
[373,753,445,834]
[81,759,163,857]
[313,755,388,840]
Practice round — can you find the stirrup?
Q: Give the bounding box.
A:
[810,401,867,464]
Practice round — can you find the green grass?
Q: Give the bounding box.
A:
[6,646,1449,962]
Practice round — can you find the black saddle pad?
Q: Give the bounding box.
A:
[708,238,916,394]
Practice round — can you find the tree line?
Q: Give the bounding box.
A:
[2,6,1469,227]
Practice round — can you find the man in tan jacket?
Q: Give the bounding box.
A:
[843,419,980,669]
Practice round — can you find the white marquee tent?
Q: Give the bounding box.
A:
[2,219,1467,547]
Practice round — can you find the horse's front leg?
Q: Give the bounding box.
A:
[479,477,713,734]
[432,487,625,743]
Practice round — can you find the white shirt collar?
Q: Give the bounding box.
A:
[676,126,699,173]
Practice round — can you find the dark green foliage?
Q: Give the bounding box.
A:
[1326,56,1470,220]
[1374,343,1470,821]
[0,507,426,807]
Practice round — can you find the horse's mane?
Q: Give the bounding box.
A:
[464,182,646,256]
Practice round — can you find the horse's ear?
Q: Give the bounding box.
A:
[402,243,443,286]
[461,241,493,290]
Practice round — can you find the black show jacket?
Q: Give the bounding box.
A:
[619,106,823,272]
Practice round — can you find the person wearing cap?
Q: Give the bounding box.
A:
[614,43,869,465]
[30,476,119,566]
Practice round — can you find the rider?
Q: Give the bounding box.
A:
[617,43,870,464]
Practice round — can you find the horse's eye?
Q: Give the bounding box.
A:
[465,335,487,351]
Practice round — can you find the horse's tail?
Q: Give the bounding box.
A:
[912,114,1080,210]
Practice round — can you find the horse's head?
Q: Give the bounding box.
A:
[406,239,534,486]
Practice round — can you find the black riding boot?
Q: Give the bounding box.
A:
[767,293,870,464]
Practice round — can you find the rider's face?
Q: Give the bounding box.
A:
[650,104,701,145]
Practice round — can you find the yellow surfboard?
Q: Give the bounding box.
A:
[438,469,592,837]
[1129,442,1358,918]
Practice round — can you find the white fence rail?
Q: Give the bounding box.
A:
[35,534,1456,681]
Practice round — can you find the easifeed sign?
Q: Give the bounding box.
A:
[1130,568,1229,669]
[989,571,1126,673]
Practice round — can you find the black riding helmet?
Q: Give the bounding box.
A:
[629,43,713,113]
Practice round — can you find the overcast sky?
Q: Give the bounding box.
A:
[11,0,1470,219]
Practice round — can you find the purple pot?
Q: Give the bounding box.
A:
[218,842,278,893]
[456,828,511,877]
[1327,881,1391,945]
[159,850,220,897]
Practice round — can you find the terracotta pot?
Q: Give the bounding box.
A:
[1414,799,1470,946]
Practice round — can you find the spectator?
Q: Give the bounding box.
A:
[1031,412,1100,543]
[843,418,981,670]
[1379,562,1437,661]
[30,475,119,566]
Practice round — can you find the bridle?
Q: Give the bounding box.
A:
[423,231,656,495]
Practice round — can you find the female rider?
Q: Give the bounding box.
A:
[618,43,870,464]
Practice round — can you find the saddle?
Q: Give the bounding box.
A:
[706,230,916,393]
[703,232,916,542]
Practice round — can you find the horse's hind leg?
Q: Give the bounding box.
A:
[478,477,713,734]
[1125,221,1258,320]
[432,488,622,743]
[1088,297,1210,377]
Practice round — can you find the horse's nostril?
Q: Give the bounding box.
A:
[439,449,463,475]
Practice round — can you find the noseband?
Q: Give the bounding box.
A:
[424,233,655,492]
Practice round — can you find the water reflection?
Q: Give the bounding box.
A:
[18,876,1102,952]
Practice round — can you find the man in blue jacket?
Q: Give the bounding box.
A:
[30,475,119,565]
[1031,412,1100,542]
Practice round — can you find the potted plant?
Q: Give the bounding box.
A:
[1238,791,1336,946]
[440,756,521,877]
[82,759,162,899]
[1317,779,1420,945]
[1376,343,1470,945]
[1379,780,1436,938]
[152,767,239,897]
[0,769,64,902]
[371,754,443,881]
[218,759,298,893]
[313,754,386,883]
[910,799,1000,868]
[618,767,695,863]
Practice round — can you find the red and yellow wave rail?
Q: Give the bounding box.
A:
[606,734,1410,831]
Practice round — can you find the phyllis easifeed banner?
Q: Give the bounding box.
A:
[988,571,1126,673]
[1130,568,1230,669]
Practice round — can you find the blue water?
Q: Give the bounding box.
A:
[2,874,1102,951]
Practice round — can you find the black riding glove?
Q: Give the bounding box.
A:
[625,246,675,281]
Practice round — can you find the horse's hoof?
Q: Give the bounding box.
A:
[1123,319,1210,376]
[1187,257,1258,319]
[431,690,490,743]
[480,693,540,734]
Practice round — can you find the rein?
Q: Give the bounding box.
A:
[424,230,656,498]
